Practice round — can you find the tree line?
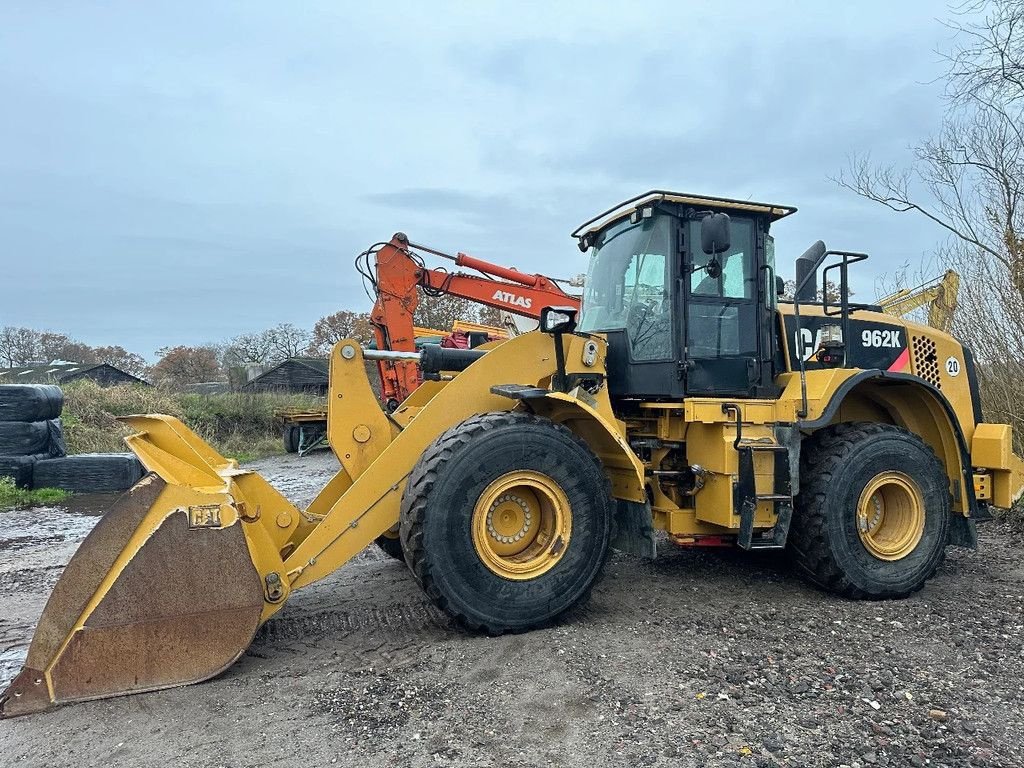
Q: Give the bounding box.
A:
[1,292,501,387]
[0,327,148,377]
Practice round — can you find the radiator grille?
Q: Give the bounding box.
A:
[911,335,941,389]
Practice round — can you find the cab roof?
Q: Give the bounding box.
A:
[571,190,798,240]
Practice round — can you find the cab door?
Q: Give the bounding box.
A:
[683,217,763,397]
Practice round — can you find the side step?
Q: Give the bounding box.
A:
[735,441,793,551]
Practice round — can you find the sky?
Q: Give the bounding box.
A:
[1,1,959,359]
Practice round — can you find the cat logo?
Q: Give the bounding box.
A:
[187,504,222,529]
[491,289,532,309]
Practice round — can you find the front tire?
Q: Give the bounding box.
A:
[400,410,613,633]
[789,423,950,599]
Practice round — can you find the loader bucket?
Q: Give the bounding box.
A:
[0,417,280,718]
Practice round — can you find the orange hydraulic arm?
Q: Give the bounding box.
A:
[362,232,580,409]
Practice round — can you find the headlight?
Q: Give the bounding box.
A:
[540,306,579,335]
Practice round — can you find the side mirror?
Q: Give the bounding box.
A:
[540,305,578,335]
[701,213,731,255]
[776,275,785,296]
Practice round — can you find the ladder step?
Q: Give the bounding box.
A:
[735,442,794,551]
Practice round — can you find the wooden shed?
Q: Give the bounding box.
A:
[0,363,150,387]
[242,357,330,395]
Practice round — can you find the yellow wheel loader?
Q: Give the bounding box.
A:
[4,190,1023,717]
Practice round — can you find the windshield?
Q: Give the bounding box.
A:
[578,213,672,360]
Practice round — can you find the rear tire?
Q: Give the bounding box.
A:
[283,425,300,453]
[789,423,950,599]
[400,410,613,633]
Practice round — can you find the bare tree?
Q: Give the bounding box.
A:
[222,330,277,367]
[266,323,310,360]
[222,323,313,367]
[946,0,1024,103]
[836,0,1024,445]
[0,326,42,367]
[308,310,374,356]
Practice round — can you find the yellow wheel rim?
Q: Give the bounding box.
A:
[856,471,926,561]
[471,470,572,581]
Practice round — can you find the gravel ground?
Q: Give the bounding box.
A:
[1,451,1022,768]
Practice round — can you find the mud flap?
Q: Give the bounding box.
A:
[0,474,265,717]
[948,514,978,549]
[611,499,657,559]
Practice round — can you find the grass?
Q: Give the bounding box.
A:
[60,380,322,462]
[0,477,68,510]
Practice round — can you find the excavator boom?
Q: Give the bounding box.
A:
[365,232,580,407]
[878,270,960,333]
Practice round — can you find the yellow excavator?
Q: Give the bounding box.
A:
[878,270,960,333]
[4,191,1022,717]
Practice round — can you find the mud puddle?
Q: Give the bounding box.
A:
[0,496,120,688]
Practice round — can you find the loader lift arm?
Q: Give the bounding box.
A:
[360,232,581,408]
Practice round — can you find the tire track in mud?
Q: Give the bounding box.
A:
[251,560,455,673]
[0,563,67,688]
[256,600,452,644]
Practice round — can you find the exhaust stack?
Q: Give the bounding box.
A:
[794,240,826,303]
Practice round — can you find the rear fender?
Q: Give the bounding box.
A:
[799,372,976,516]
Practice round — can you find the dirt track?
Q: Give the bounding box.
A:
[2,452,1022,768]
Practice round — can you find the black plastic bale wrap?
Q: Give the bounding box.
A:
[0,454,47,489]
[47,419,67,457]
[32,453,145,493]
[0,418,65,457]
[0,384,63,422]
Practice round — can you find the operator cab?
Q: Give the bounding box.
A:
[574,191,796,400]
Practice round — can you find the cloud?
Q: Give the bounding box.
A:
[2,1,958,355]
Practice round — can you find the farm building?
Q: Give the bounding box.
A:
[242,356,383,397]
[0,362,149,387]
[242,357,330,394]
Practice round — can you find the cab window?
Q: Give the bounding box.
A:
[690,218,754,299]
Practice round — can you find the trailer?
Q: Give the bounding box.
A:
[278,408,328,455]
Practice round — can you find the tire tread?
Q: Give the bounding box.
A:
[790,422,948,600]
[399,410,612,634]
